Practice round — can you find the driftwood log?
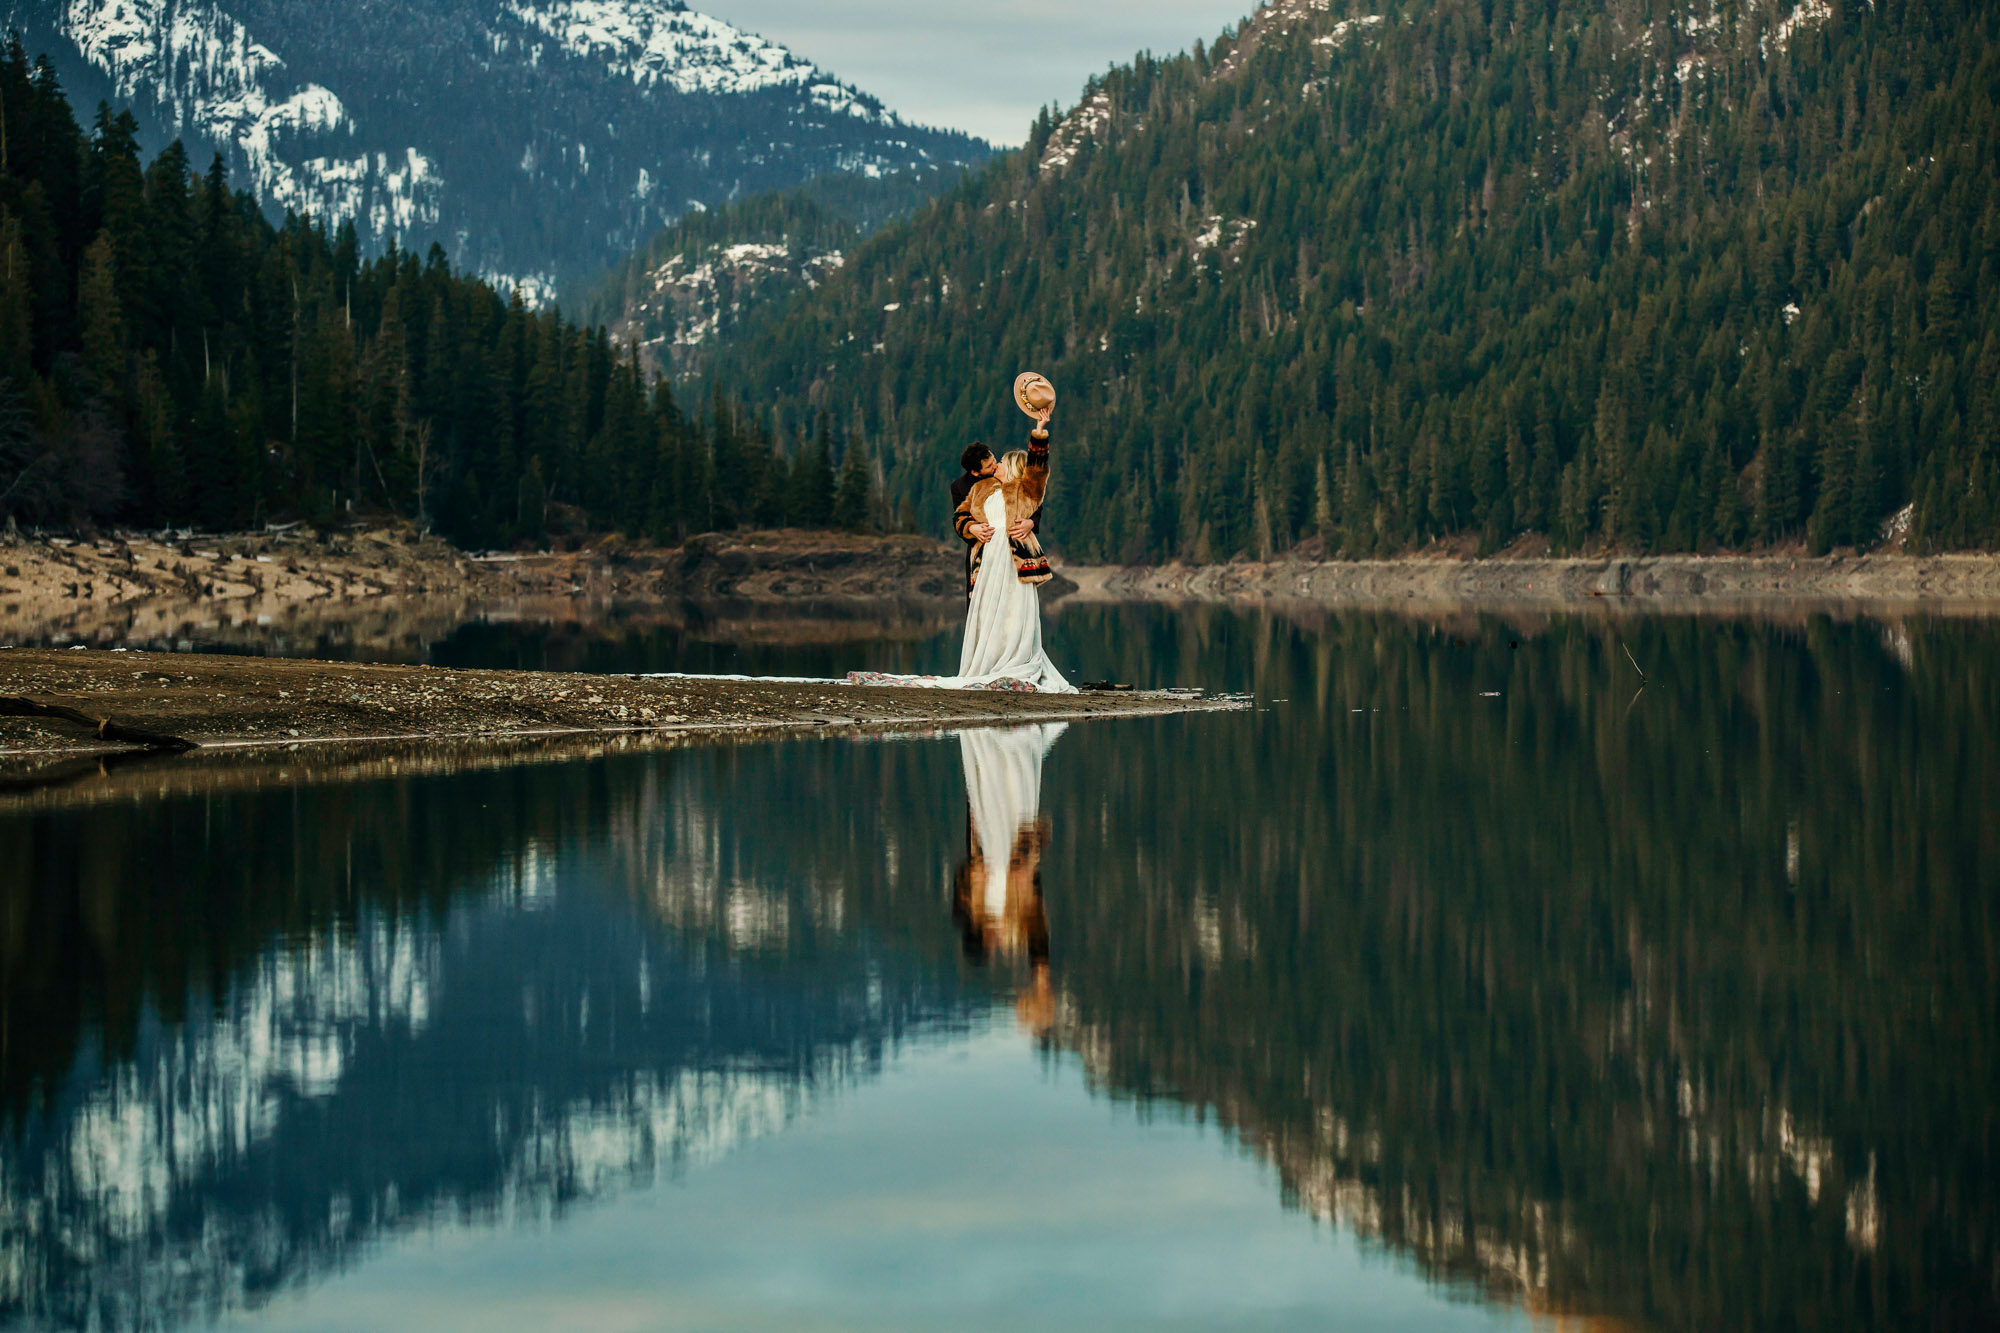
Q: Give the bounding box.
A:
[0,695,198,752]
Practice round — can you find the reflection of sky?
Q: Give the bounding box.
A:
[231,1025,1519,1332]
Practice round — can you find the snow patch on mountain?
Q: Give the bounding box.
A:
[486,269,563,308]
[502,0,886,119]
[1313,15,1384,47]
[45,0,444,231]
[10,0,988,294]
[1761,0,1831,55]
[1041,91,1114,172]
[613,239,844,374]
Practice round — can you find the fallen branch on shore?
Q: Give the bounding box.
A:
[0,695,198,752]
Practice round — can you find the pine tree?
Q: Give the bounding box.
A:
[833,439,875,531]
[77,232,122,394]
[788,416,836,528]
[1312,453,1335,549]
[0,212,33,384]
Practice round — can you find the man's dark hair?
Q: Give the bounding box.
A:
[960,441,992,474]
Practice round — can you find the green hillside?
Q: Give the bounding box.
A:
[707,0,2000,560]
[0,43,874,548]
[576,166,969,379]
[579,166,972,319]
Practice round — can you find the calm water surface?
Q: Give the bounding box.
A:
[2,606,1995,1330]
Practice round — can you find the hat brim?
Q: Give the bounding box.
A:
[1013,372,1055,417]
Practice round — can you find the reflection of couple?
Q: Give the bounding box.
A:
[953,723,1065,1034]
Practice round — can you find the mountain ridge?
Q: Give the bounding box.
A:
[692,0,2000,559]
[1,0,994,294]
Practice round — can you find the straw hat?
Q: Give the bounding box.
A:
[1013,371,1055,419]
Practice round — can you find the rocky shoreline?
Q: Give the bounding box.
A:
[0,526,972,652]
[6,527,1999,658]
[1060,552,2000,611]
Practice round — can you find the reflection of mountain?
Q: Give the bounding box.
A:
[0,766,976,1329]
[519,610,1999,1329]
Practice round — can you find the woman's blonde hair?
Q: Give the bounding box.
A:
[999,449,1030,482]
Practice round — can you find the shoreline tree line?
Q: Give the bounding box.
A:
[0,42,882,550]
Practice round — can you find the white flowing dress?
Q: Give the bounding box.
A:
[953,488,1075,692]
[961,723,1067,921]
[827,487,1075,693]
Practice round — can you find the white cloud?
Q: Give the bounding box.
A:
[698,0,1258,144]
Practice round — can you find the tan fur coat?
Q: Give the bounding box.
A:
[952,432,1052,591]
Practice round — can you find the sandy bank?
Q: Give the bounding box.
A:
[0,526,972,650]
[0,648,1237,765]
[1060,552,2000,610]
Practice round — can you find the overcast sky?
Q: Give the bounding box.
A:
[700,0,1261,146]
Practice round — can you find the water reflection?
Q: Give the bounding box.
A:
[1023,607,1998,1330]
[956,725,1065,1036]
[0,756,982,1330]
[11,592,962,675]
[1,607,1995,1330]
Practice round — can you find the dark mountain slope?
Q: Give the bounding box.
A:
[579,165,970,377]
[0,51,884,546]
[705,0,1999,559]
[0,0,993,292]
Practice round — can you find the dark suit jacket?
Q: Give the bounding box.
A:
[952,472,1044,597]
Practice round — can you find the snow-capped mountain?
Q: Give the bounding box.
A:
[1,0,991,296]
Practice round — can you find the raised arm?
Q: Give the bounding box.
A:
[1018,423,1051,512]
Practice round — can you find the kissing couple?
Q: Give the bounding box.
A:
[850,373,1075,693]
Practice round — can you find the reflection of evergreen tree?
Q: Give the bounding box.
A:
[1029,607,2000,1330]
[0,751,978,1329]
[0,49,867,546]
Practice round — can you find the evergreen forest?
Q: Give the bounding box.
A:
[703,0,2000,560]
[581,163,978,333]
[0,42,880,549]
[0,0,990,288]
[576,173,960,381]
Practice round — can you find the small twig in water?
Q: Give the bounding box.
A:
[1620,641,1648,685]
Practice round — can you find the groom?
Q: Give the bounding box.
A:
[951,441,1041,598]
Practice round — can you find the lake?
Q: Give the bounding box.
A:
[2,603,1994,1330]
